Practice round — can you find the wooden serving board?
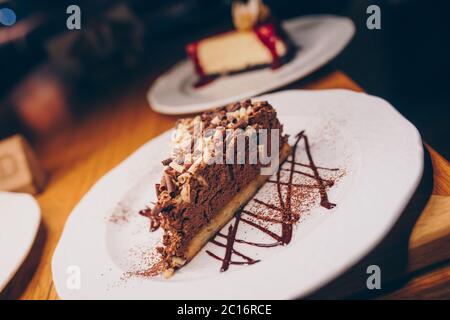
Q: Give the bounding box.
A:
[1,69,449,299]
[301,71,450,299]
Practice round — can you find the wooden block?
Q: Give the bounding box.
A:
[0,135,46,194]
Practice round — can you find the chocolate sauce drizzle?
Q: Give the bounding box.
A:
[206,131,339,272]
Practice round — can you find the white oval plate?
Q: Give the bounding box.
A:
[0,192,41,292]
[52,90,423,299]
[148,15,355,115]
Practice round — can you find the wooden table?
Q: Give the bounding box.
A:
[1,69,449,299]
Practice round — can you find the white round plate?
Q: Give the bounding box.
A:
[52,90,423,299]
[0,192,41,292]
[148,15,355,115]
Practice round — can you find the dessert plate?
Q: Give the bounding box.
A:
[52,90,423,299]
[148,15,355,115]
[0,192,41,292]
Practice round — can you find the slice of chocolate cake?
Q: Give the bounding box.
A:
[145,99,290,277]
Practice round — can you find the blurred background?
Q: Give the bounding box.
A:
[1,0,449,158]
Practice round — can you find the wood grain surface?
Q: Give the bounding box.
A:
[1,69,448,299]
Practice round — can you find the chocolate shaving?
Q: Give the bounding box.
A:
[164,173,176,196]
[150,218,160,232]
[160,177,167,190]
[242,99,251,107]
[252,105,263,112]
[232,119,248,129]
[138,208,151,218]
[201,113,213,122]
[155,183,161,197]
[151,204,162,215]
[161,158,172,166]
[159,192,172,205]
[227,102,241,112]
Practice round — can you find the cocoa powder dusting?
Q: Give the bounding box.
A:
[121,246,163,282]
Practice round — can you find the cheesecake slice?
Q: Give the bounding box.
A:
[186,0,295,86]
[187,23,292,82]
[143,99,290,277]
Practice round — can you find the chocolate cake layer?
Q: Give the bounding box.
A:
[145,99,289,276]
